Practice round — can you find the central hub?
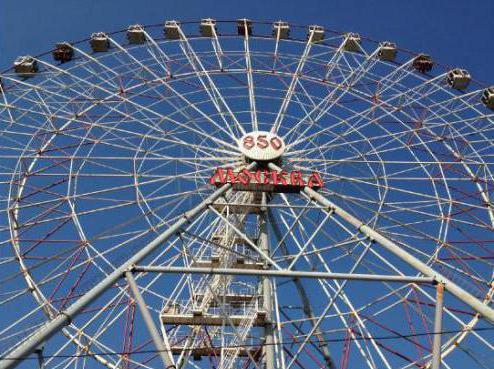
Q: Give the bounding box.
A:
[238,131,285,162]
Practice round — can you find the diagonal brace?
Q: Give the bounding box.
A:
[0,162,256,369]
[125,271,175,369]
[268,162,494,323]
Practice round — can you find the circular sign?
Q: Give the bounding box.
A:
[238,131,286,161]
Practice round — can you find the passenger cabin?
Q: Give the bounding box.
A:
[200,18,217,37]
[52,42,74,63]
[272,21,290,39]
[481,87,494,110]
[14,56,38,77]
[90,33,110,52]
[164,20,181,40]
[343,33,361,52]
[447,68,471,90]
[237,18,252,36]
[412,54,433,73]
[127,24,146,44]
[378,42,397,61]
[308,25,324,42]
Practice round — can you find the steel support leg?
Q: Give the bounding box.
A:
[259,193,275,369]
[267,163,494,323]
[431,283,444,369]
[125,271,175,369]
[0,163,254,369]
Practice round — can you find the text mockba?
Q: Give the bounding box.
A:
[209,168,323,193]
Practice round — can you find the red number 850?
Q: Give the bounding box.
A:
[243,135,283,150]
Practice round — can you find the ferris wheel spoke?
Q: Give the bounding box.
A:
[34,223,187,300]
[15,172,204,216]
[271,31,314,134]
[389,89,494,220]
[338,204,492,282]
[240,20,259,131]
[319,171,485,217]
[139,28,242,142]
[286,61,449,151]
[16,182,207,232]
[270,213,350,368]
[283,39,381,143]
[30,104,239,159]
[103,37,240,146]
[278,200,456,365]
[273,202,385,369]
[32,57,239,156]
[2,75,170,154]
[286,110,460,170]
[298,184,494,323]
[175,24,246,138]
[321,76,450,149]
[208,23,225,70]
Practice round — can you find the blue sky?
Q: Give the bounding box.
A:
[1,0,494,83]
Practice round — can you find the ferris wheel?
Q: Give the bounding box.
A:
[0,18,494,369]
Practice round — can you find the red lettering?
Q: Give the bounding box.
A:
[272,170,288,185]
[236,168,256,185]
[290,171,305,186]
[226,168,236,184]
[210,168,324,192]
[243,135,254,149]
[262,169,271,184]
[244,168,259,183]
[308,172,324,188]
[254,170,262,183]
[257,134,269,149]
[270,137,283,150]
[209,168,226,185]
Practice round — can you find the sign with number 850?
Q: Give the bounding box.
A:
[243,134,283,150]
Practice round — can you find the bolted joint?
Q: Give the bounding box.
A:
[59,311,73,326]
[357,223,366,233]
[182,210,194,223]
[124,265,136,275]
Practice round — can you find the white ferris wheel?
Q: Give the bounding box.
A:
[0,18,493,369]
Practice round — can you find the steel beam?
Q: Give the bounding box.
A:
[125,271,175,369]
[132,266,435,283]
[259,193,275,369]
[431,283,444,369]
[0,163,255,369]
[270,162,494,323]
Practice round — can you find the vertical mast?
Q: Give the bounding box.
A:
[259,193,275,369]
